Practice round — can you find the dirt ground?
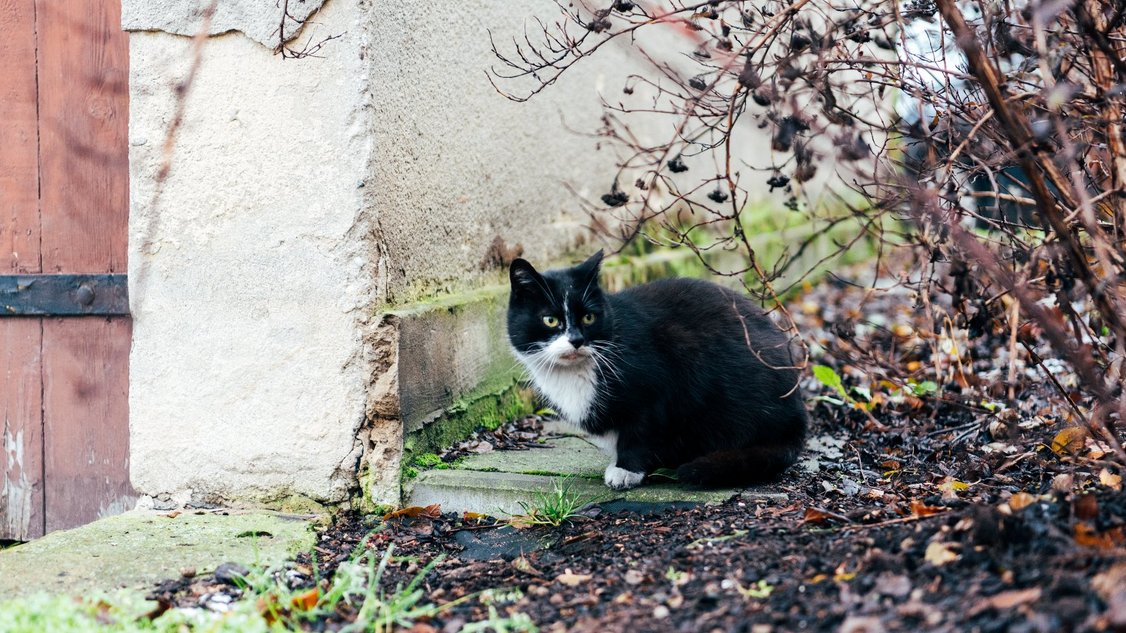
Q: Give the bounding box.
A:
[153,272,1126,632]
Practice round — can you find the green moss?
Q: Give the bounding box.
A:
[413,453,449,470]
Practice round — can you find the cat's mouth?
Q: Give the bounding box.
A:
[555,349,592,365]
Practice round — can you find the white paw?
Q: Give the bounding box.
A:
[604,465,645,490]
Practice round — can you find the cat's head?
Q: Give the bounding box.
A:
[507,250,608,368]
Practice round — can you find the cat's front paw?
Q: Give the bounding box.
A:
[604,465,645,490]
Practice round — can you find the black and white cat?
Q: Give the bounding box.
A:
[507,250,808,490]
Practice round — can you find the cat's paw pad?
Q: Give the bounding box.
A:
[604,465,645,490]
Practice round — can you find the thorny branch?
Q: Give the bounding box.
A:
[490,0,1126,466]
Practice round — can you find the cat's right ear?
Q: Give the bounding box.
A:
[509,258,543,294]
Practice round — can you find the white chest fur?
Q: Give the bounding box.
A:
[524,360,598,426]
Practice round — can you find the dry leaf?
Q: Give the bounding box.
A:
[1008,492,1037,512]
[1050,427,1087,455]
[1075,493,1099,520]
[290,588,319,611]
[463,511,488,522]
[803,507,847,525]
[556,569,592,587]
[910,500,946,517]
[511,555,542,577]
[924,541,959,566]
[1075,522,1126,549]
[384,504,442,520]
[938,479,968,500]
[969,587,1041,615]
[162,511,182,519]
[1100,468,1122,491]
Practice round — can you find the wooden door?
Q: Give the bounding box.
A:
[1,0,134,540]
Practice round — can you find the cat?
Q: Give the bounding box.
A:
[507,250,808,490]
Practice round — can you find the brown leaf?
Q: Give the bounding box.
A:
[384,504,442,520]
[924,541,959,566]
[511,555,542,577]
[1099,468,1122,491]
[1050,427,1087,455]
[1075,522,1126,549]
[463,511,488,522]
[162,511,182,519]
[290,588,319,611]
[803,507,847,525]
[968,587,1041,616]
[1007,492,1037,512]
[1075,493,1099,520]
[910,500,946,517]
[556,569,592,587]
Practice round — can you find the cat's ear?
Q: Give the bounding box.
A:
[509,258,544,293]
[576,249,604,284]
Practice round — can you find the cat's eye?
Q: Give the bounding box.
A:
[542,315,561,328]
[581,313,596,325]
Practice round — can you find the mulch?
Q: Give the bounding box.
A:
[150,267,1126,632]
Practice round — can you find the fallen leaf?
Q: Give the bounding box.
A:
[803,507,845,525]
[1075,522,1126,549]
[1075,493,1099,520]
[924,541,959,566]
[384,504,441,520]
[969,587,1041,616]
[1050,427,1087,455]
[511,555,542,577]
[290,588,319,611]
[462,511,488,522]
[910,500,946,517]
[1008,492,1037,512]
[556,569,592,587]
[937,479,968,500]
[1100,468,1122,491]
[162,511,182,519]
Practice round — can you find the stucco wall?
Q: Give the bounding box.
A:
[126,0,632,507]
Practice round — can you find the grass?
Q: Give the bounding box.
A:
[0,540,536,632]
[508,476,600,528]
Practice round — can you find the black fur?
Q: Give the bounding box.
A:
[507,250,808,488]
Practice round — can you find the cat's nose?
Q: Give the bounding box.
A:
[567,335,584,349]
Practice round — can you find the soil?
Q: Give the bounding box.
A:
[150,271,1126,632]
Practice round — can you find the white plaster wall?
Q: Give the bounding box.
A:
[126,0,646,507]
[128,0,373,506]
[367,1,635,303]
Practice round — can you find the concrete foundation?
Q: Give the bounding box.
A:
[124,0,635,510]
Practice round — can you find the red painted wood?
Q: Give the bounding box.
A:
[43,317,133,533]
[1,0,46,540]
[0,321,45,541]
[34,0,134,533]
[36,0,129,273]
[0,0,41,273]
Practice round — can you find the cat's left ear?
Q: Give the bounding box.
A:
[576,249,604,284]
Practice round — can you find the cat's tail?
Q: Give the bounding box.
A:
[676,442,803,488]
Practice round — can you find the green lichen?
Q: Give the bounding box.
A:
[413,453,448,470]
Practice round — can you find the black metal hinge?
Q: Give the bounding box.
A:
[0,274,129,316]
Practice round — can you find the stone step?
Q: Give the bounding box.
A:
[408,435,787,516]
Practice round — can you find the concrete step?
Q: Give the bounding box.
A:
[0,510,316,598]
[408,434,787,516]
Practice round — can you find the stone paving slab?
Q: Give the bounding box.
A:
[0,510,317,598]
[410,434,787,515]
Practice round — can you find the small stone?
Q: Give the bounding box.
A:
[214,562,250,584]
[180,567,196,579]
[624,569,645,585]
[653,605,670,619]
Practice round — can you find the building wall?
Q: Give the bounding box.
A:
[125,0,629,507]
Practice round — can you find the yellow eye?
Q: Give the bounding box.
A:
[581,313,596,325]
[542,315,561,328]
